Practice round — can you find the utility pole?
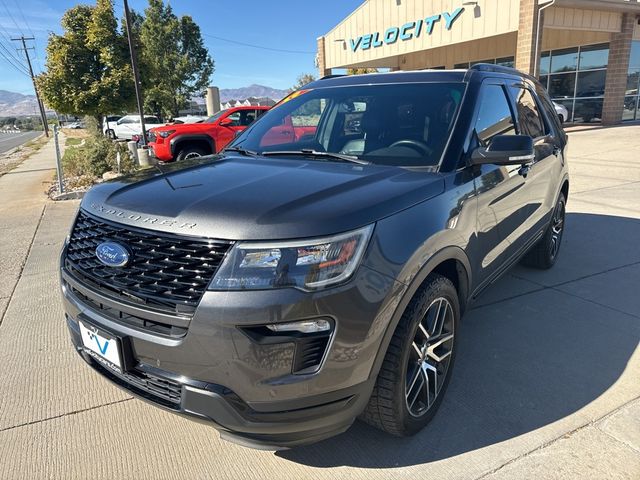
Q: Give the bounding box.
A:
[123,0,147,146]
[12,36,49,137]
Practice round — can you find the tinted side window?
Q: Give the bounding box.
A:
[474,84,516,146]
[511,87,546,138]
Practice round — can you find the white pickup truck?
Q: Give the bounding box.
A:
[111,115,166,140]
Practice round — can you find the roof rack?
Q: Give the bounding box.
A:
[468,63,521,74]
[463,63,525,82]
[319,74,346,80]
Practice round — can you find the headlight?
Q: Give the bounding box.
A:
[158,130,175,138]
[210,224,374,291]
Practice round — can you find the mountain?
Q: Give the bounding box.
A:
[0,90,54,117]
[219,84,289,102]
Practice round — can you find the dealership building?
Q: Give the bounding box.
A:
[317,0,640,124]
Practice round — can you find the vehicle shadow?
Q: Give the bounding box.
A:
[278,212,640,468]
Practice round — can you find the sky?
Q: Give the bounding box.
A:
[0,0,364,95]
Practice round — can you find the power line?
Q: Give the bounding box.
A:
[0,47,29,76]
[0,0,22,34]
[201,33,315,55]
[12,0,35,39]
[0,25,30,72]
[9,0,41,72]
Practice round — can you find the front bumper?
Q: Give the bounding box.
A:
[61,258,403,448]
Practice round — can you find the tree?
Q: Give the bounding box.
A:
[138,0,213,118]
[347,67,378,75]
[291,73,316,91]
[36,0,135,122]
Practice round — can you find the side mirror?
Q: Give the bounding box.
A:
[471,135,534,166]
[219,118,233,127]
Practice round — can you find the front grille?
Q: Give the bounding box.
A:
[89,355,183,407]
[64,210,232,316]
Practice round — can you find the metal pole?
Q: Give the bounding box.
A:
[12,36,49,137]
[53,125,64,194]
[123,0,147,146]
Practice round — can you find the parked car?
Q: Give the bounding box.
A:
[65,122,83,129]
[553,102,569,123]
[112,114,165,141]
[102,115,122,139]
[148,106,269,161]
[60,65,568,449]
[171,115,208,124]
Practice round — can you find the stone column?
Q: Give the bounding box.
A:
[515,0,542,75]
[316,36,331,77]
[602,13,636,125]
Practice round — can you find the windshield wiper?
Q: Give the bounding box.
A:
[261,149,369,165]
[223,146,258,157]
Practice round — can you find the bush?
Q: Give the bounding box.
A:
[62,133,137,179]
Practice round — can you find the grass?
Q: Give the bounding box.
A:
[66,137,83,147]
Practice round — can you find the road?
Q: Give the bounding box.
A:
[0,131,41,154]
[0,127,639,479]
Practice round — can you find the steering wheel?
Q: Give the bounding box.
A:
[389,139,432,156]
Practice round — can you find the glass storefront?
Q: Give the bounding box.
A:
[539,43,609,123]
[623,40,640,121]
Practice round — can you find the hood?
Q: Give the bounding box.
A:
[153,122,211,132]
[81,155,445,240]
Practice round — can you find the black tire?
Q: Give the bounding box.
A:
[176,146,207,161]
[521,192,566,269]
[558,114,564,124]
[360,273,459,436]
[106,129,116,140]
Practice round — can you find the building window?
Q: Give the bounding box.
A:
[623,40,640,121]
[539,43,609,123]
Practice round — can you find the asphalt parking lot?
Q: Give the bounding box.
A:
[0,125,639,479]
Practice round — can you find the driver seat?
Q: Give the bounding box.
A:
[340,106,387,155]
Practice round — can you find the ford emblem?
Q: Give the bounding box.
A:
[95,242,130,267]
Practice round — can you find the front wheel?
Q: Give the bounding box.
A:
[176,146,207,161]
[105,129,116,140]
[360,273,459,436]
[522,192,566,269]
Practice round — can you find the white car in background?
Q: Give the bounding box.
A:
[171,115,208,124]
[112,115,166,140]
[553,102,569,124]
[102,115,122,139]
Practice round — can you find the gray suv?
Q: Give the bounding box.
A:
[61,65,568,449]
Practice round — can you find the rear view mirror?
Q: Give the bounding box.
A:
[471,135,534,166]
[219,118,233,127]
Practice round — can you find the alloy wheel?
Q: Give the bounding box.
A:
[549,199,565,259]
[405,297,455,417]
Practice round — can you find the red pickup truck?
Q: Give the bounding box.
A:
[148,106,270,162]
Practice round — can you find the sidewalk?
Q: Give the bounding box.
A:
[0,134,66,321]
[0,127,638,479]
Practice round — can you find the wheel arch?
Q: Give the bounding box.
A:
[170,135,215,156]
[367,247,471,383]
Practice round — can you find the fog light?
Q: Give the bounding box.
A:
[266,319,331,334]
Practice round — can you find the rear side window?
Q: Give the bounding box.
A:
[474,84,516,146]
[511,87,546,138]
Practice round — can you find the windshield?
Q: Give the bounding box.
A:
[231,82,464,167]
[204,110,228,124]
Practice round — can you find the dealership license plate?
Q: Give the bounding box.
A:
[79,321,122,370]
